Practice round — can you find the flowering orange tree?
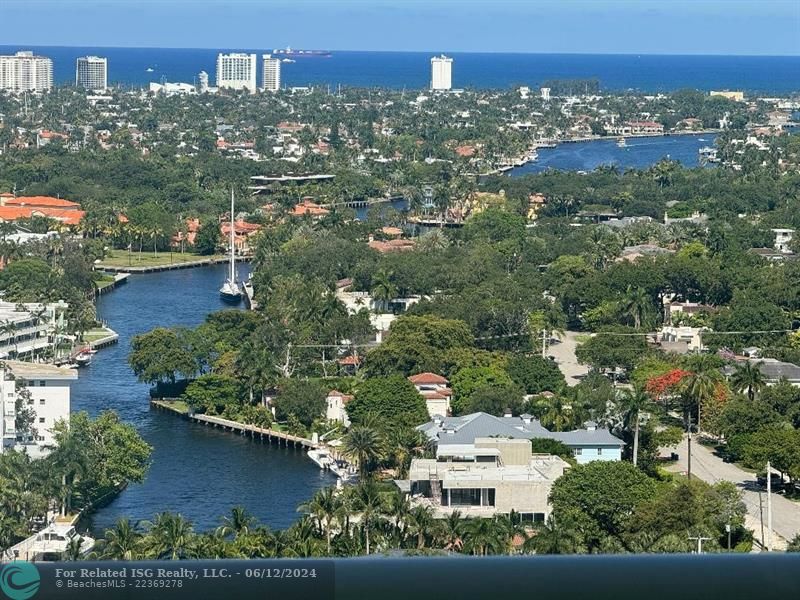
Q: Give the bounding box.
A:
[645,369,691,414]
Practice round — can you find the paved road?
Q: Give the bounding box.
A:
[667,436,800,548]
[549,331,590,386]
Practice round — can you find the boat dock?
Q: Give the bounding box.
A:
[243,279,258,310]
[97,255,251,274]
[88,329,119,350]
[150,400,319,449]
[96,273,130,295]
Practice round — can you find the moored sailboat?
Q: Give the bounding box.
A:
[220,190,242,303]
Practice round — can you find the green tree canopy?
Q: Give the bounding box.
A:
[346,376,429,428]
[550,460,658,536]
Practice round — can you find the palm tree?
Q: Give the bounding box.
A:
[407,505,436,550]
[618,385,653,467]
[386,490,412,545]
[299,487,342,554]
[370,270,397,313]
[101,518,142,560]
[460,518,508,556]
[417,229,449,253]
[63,536,84,561]
[438,510,464,552]
[343,425,384,479]
[541,396,575,432]
[144,512,195,560]
[216,506,256,539]
[621,285,651,330]
[730,361,766,401]
[0,320,19,357]
[681,355,723,431]
[353,481,384,555]
[523,514,584,555]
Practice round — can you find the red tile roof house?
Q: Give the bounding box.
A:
[221,220,262,254]
[290,199,330,218]
[0,195,85,227]
[325,390,353,426]
[408,373,452,417]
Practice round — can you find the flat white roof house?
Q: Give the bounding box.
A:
[400,437,568,520]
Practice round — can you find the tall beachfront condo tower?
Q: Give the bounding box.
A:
[76,56,108,91]
[216,52,257,93]
[262,54,281,92]
[0,51,53,92]
[430,55,453,91]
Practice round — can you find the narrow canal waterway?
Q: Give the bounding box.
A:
[72,263,335,536]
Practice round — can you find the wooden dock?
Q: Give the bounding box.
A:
[150,400,318,449]
[97,255,251,274]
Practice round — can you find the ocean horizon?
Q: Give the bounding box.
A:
[2,46,799,93]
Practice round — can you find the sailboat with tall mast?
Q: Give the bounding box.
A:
[219,189,242,303]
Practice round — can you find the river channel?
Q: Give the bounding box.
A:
[72,262,335,536]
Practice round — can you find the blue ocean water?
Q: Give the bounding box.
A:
[1,46,799,92]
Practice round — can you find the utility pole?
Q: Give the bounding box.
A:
[767,460,773,551]
[688,535,711,554]
[541,328,547,358]
[759,492,765,549]
[686,417,692,481]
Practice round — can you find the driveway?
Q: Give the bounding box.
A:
[666,436,800,549]
[549,331,590,386]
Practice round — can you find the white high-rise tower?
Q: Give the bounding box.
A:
[430,55,452,91]
[0,51,53,92]
[216,53,257,93]
[198,70,209,93]
[262,54,281,92]
[76,56,108,91]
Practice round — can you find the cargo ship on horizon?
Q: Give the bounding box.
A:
[272,47,332,58]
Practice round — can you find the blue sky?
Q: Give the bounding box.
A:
[2,0,798,55]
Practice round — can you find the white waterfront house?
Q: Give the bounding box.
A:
[1,360,77,457]
[262,54,281,92]
[430,55,453,91]
[399,437,568,520]
[0,51,53,92]
[216,52,257,93]
[75,56,108,91]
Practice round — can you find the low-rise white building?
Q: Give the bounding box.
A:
[0,301,68,360]
[1,360,77,457]
[772,228,795,253]
[401,437,568,520]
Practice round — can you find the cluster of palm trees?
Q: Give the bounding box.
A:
[87,487,574,560]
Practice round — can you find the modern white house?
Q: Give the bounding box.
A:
[75,56,108,91]
[216,52,257,93]
[430,55,453,91]
[1,360,77,457]
[408,372,452,417]
[418,411,624,465]
[0,51,53,92]
[261,54,281,92]
[399,437,568,520]
[772,228,795,253]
